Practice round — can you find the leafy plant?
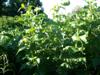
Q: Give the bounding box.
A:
[0,0,100,75]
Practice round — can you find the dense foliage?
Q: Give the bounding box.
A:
[0,0,42,16]
[0,0,100,75]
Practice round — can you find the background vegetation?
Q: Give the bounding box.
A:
[0,0,100,75]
